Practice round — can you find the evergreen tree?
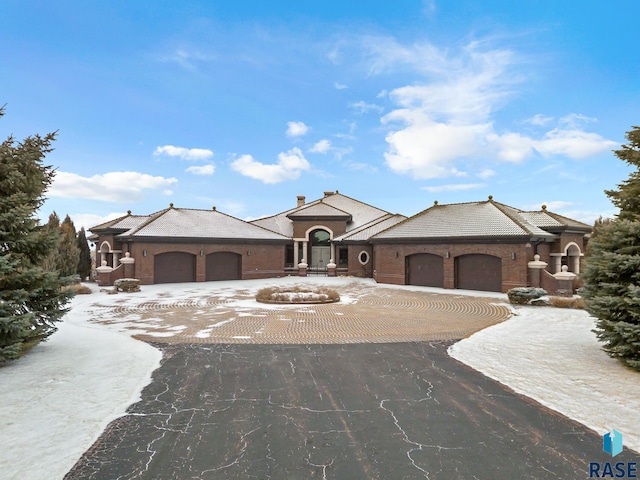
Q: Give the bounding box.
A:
[0,108,73,362]
[77,227,92,280]
[583,126,640,371]
[59,214,79,277]
[41,211,61,272]
[605,126,640,221]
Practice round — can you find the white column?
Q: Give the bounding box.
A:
[112,252,120,267]
[303,241,308,263]
[294,240,299,262]
[330,243,335,263]
[573,255,580,274]
[553,256,562,273]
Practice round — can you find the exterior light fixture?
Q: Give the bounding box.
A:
[247,250,251,256]
[511,252,516,260]
[200,250,204,256]
[445,251,450,259]
[143,250,147,257]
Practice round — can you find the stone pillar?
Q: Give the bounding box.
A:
[553,256,562,274]
[120,252,135,279]
[553,265,577,296]
[330,244,335,264]
[303,241,308,265]
[298,260,308,277]
[294,240,299,262]
[96,260,114,286]
[327,259,337,277]
[527,254,548,288]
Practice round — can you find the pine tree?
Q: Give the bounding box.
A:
[583,126,640,371]
[41,211,61,272]
[59,214,79,277]
[77,227,92,280]
[0,108,73,362]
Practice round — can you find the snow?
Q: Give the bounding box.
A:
[1,277,639,480]
[449,305,640,453]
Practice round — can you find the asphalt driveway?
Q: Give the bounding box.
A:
[64,341,618,479]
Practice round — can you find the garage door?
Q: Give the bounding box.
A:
[407,254,444,288]
[206,252,242,281]
[154,252,196,284]
[455,254,502,292]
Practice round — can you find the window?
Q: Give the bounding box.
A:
[285,244,294,267]
[311,229,331,246]
[358,251,370,265]
[338,248,348,266]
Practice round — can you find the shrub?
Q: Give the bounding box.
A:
[256,286,340,304]
[63,284,92,295]
[114,278,141,293]
[549,296,585,309]
[507,287,547,305]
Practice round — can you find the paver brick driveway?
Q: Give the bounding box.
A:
[87,281,512,343]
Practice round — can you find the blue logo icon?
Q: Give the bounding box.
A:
[604,429,623,457]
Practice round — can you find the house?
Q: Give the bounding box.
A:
[370,196,592,292]
[89,193,591,293]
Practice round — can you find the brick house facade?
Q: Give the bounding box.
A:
[90,193,591,293]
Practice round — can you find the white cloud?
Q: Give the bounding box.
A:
[374,39,617,178]
[421,183,486,193]
[286,121,309,137]
[185,164,215,175]
[478,169,496,179]
[310,139,332,154]
[230,147,311,184]
[350,101,384,114]
[524,114,554,126]
[334,82,348,90]
[49,171,178,202]
[154,145,214,161]
[535,128,617,159]
[157,49,215,71]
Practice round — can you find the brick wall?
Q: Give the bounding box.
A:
[127,242,286,284]
[292,220,348,239]
[373,242,533,292]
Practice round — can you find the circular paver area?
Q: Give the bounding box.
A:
[87,281,512,344]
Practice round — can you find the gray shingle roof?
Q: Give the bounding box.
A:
[519,210,592,230]
[333,214,407,242]
[116,208,289,240]
[287,202,352,219]
[251,192,391,236]
[373,200,558,240]
[90,214,150,231]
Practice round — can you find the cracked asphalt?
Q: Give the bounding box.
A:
[65,342,612,479]
[63,283,625,479]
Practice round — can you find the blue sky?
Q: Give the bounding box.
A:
[3,1,639,231]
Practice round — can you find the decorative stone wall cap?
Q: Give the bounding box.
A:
[96,265,114,273]
[553,265,577,280]
[528,254,548,269]
[327,262,337,268]
[119,252,135,264]
[298,262,308,268]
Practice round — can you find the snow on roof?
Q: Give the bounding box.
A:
[333,214,407,242]
[373,200,558,240]
[116,207,289,240]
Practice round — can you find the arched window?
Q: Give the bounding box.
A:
[311,229,331,246]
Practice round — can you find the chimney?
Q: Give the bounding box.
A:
[297,195,305,207]
[323,191,335,198]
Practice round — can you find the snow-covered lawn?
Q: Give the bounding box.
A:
[449,304,640,453]
[1,278,638,480]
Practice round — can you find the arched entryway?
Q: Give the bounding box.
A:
[406,253,444,288]
[455,254,502,292]
[154,252,196,284]
[309,228,331,272]
[99,241,113,268]
[206,252,242,281]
